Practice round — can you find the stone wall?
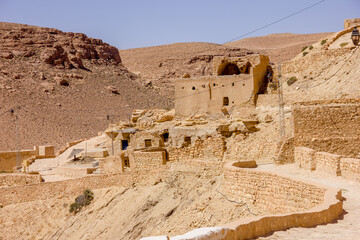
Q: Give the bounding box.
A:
[295,146,360,181]
[168,137,225,162]
[0,169,170,206]
[315,152,341,176]
[340,158,360,181]
[222,163,325,214]
[0,173,41,188]
[142,162,343,240]
[132,150,167,170]
[294,147,316,170]
[275,137,294,164]
[293,99,360,157]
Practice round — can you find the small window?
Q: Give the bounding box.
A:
[232,101,234,104]
[213,83,216,86]
[232,83,235,86]
[182,87,185,89]
[145,139,152,147]
[192,86,196,90]
[184,137,191,147]
[222,85,224,87]
[243,83,245,86]
[202,85,205,88]
[122,140,128,150]
[223,97,229,106]
[162,133,169,142]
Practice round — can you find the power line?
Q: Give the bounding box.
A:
[222,0,327,44]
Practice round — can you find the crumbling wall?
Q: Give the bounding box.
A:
[168,137,225,162]
[175,55,269,116]
[293,99,360,157]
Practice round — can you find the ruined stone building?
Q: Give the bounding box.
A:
[175,54,270,116]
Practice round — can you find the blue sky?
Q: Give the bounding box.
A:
[0,0,359,49]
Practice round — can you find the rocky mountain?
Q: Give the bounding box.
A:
[0,22,171,151]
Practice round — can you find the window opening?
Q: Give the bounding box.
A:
[121,140,129,150]
[184,137,191,147]
[145,139,152,147]
[223,97,229,106]
[162,133,169,142]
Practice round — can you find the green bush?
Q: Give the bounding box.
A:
[309,45,314,50]
[301,46,308,52]
[320,39,327,45]
[340,42,349,47]
[287,76,298,86]
[69,189,94,214]
[303,51,309,57]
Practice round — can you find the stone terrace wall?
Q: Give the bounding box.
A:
[168,137,225,162]
[0,174,41,188]
[143,162,343,240]
[295,146,360,181]
[133,150,167,170]
[293,99,360,157]
[222,163,325,214]
[0,169,170,206]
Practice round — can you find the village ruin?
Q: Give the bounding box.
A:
[0,18,360,240]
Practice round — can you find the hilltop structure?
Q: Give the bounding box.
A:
[175,55,270,116]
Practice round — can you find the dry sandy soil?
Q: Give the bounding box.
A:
[0,164,264,240]
[226,32,332,63]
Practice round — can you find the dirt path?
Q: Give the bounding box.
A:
[256,164,360,240]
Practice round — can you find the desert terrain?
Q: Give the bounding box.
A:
[0,17,360,240]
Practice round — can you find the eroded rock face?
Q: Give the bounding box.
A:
[0,22,121,69]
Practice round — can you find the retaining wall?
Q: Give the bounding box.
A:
[293,99,360,158]
[0,174,41,188]
[0,169,170,206]
[142,162,342,240]
[295,146,360,181]
[168,137,225,162]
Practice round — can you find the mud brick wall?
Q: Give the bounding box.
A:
[168,137,225,162]
[0,174,41,188]
[293,100,360,157]
[222,164,325,214]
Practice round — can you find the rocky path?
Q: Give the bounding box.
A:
[257,164,360,240]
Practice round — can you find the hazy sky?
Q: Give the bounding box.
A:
[0,0,359,49]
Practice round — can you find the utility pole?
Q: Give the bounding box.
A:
[277,64,286,138]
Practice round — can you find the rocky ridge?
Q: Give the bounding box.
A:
[0,22,171,151]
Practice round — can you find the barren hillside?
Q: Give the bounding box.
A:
[0,22,171,151]
[226,32,333,63]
